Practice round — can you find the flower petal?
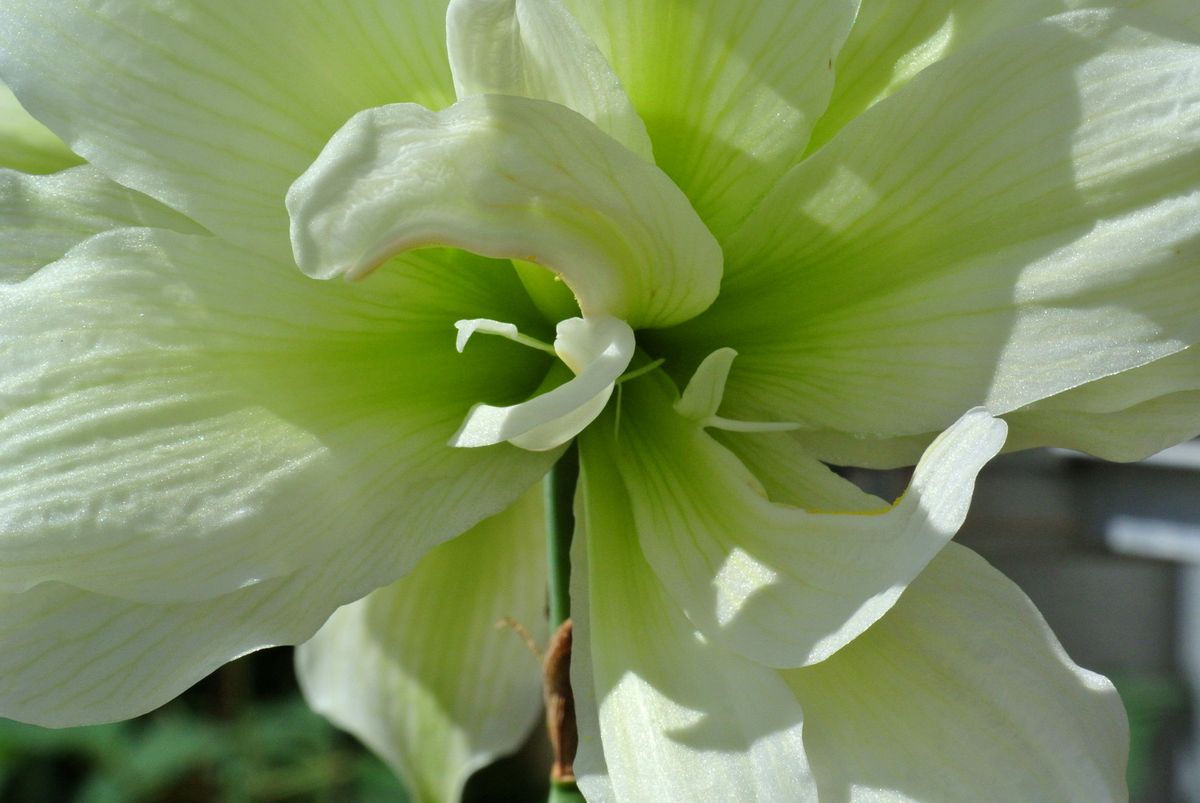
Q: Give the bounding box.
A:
[1119,0,1200,31]
[446,0,652,159]
[288,95,721,329]
[713,429,886,513]
[573,433,817,802]
[809,1,1065,152]
[1,165,201,282]
[812,2,1200,152]
[785,543,1129,801]
[0,0,454,261]
[791,345,1200,468]
[0,81,80,174]
[3,517,536,731]
[779,429,939,472]
[1006,347,1200,460]
[562,0,859,238]
[667,10,1200,441]
[296,487,546,803]
[0,570,336,726]
[610,372,1005,668]
[0,228,554,606]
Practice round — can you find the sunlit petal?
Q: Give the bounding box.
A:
[666,11,1200,444]
[0,229,553,608]
[574,435,817,802]
[608,373,1005,667]
[297,488,546,803]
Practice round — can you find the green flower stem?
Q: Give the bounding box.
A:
[546,442,578,629]
[549,778,587,803]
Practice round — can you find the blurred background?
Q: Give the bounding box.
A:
[0,640,552,802]
[1,441,1196,802]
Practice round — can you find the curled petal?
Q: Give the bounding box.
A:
[287,94,722,329]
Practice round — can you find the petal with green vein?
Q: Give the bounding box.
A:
[1,165,202,282]
[0,228,554,604]
[562,0,858,239]
[446,0,652,159]
[296,487,546,803]
[574,430,817,802]
[665,11,1200,440]
[0,0,454,262]
[288,95,721,329]
[609,372,1004,668]
[786,543,1128,802]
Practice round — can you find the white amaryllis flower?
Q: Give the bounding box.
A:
[1,0,1198,800]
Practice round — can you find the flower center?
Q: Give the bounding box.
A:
[450,315,636,451]
[450,316,799,453]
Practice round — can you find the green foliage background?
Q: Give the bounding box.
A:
[0,646,548,802]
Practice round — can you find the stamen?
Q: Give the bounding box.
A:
[676,347,801,433]
[454,318,558,356]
